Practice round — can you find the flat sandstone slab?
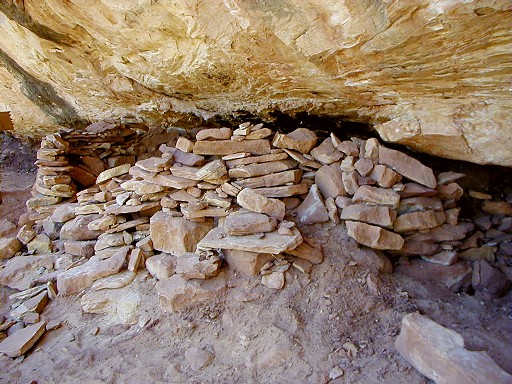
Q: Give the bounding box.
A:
[193,139,271,156]
[396,313,512,384]
[346,221,404,250]
[0,320,46,357]
[197,227,303,254]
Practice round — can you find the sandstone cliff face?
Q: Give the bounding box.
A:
[0,1,510,165]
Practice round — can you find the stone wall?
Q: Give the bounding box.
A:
[0,1,511,165]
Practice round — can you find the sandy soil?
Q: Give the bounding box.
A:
[0,137,511,384]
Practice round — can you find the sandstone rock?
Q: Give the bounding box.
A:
[472,260,510,299]
[437,182,464,202]
[341,171,359,196]
[223,249,274,276]
[352,185,400,209]
[96,163,131,184]
[340,204,397,229]
[127,248,143,272]
[197,227,303,254]
[296,184,329,224]
[325,197,339,224]
[10,291,48,320]
[60,214,102,241]
[228,160,297,179]
[175,253,221,280]
[237,188,285,221]
[310,138,343,164]
[337,140,359,157]
[253,182,309,198]
[224,211,277,236]
[196,160,227,181]
[459,247,495,262]
[80,288,141,325]
[225,152,288,168]
[437,171,466,185]
[94,232,132,251]
[150,212,214,254]
[346,221,404,250]
[175,137,194,152]
[27,234,52,254]
[482,201,512,216]
[0,321,46,358]
[145,254,177,280]
[315,164,345,199]
[272,128,317,154]
[283,149,322,169]
[396,259,472,292]
[0,237,23,260]
[106,201,161,215]
[394,211,446,233]
[398,183,438,198]
[0,219,16,238]
[354,158,374,177]
[261,272,285,289]
[0,255,55,290]
[378,146,436,189]
[421,250,458,266]
[57,246,130,295]
[159,145,205,166]
[17,225,36,245]
[396,313,512,384]
[196,128,232,141]
[193,139,271,156]
[390,241,441,256]
[50,203,77,223]
[90,270,136,291]
[156,273,227,313]
[335,196,353,209]
[185,346,215,372]
[370,164,402,188]
[398,197,443,215]
[286,240,323,264]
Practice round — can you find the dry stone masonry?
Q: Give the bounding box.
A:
[1,120,511,358]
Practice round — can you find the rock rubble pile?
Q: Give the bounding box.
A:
[1,120,511,358]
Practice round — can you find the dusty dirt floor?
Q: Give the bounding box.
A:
[0,134,511,384]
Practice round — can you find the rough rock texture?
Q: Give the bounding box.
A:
[0,2,511,165]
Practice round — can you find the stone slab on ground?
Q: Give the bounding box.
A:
[197,227,303,254]
[156,272,227,312]
[0,255,56,290]
[223,249,274,277]
[396,313,512,384]
[193,139,271,156]
[0,321,46,358]
[0,237,23,260]
[346,221,404,250]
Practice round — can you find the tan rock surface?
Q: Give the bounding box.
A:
[346,221,404,251]
[0,321,46,358]
[396,313,512,384]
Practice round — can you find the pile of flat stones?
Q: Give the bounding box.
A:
[0,120,511,357]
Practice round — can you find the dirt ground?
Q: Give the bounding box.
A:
[0,136,511,384]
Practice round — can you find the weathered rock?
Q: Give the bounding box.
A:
[198,227,303,254]
[261,272,285,289]
[437,182,464,202]
[390,241,441,256]
[396,313,512,384]
[150,212,214,254]
[27,234,52,254]
[0,237,23,260]
[94,232,132,251]
[223,249,274,277]
[10,291,48,320]
[354,158,374,177]
[346,221,404,250]
[50,203,77,223]
[175,137,195,152]
[196,160,227,181]
[80,288,141,325]
[175,253,221,280]
[472,260,510,298]
[340,204,397,229]
[341,171,359,196]
[236,188,285,221]
[96,163,131,184]
[0,255,55,290]
[482,201,512,216]
[398,183,438,198]
[398,197,443,215]
[156,273,227,313]
[396,259,472,292]
[60,214,102,241]
[370,165,402,188]
[160,145,205,166]
[225,152,288,168]
[0,219,16,238]
[352,185,401,209]
[0,321,46,358]
[17,225,36,245]
[437,171,466,185]
[185,346,215,372]
[193,139,271,156]
[145,254,177,280]
[196,128,232,141]
[224,211,277,236]
[315,164,345,199]
[286,240,323,264]
[459,247,495,262]
[310,138,343,164]
[272,128,317,154]
[296,184,329,224]
[90,270,136,291]
[421,250,458,266]
[253,182,309,198]
[56,246,130,295]
[379,146,436,189]
[394,211,446,233]
[229,159,297,179]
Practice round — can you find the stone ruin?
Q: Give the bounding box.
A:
[0,120,511,358]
